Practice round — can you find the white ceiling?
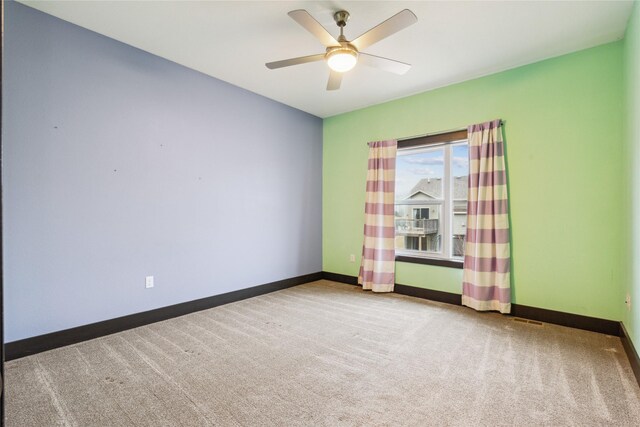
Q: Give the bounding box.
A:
[19,1,634,118]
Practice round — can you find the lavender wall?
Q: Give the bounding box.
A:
[2,1,322,342]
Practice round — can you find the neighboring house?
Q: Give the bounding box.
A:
[395,177,468,256]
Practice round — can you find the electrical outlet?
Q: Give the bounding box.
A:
[145,276,154,289]
[625,293,631,311]
[349,254,356,262]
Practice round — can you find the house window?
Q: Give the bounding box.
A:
[413,207,429,220]
[394,131,469,263]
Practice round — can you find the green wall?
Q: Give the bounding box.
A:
[323,42,624,320]
[622,2,640,350]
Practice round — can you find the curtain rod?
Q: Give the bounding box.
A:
[397,126,467,142]
[367,120,503,145]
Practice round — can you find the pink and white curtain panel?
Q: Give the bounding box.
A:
[462,120,511,313]
[358,140,397,293]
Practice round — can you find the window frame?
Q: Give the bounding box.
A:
[394,130,468,269]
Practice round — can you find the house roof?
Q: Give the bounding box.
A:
[407,177,468,200]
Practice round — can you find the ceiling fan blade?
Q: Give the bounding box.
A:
[288,10,339,47]
[358,53,411,75]
[266,53,325,70]
[351,9,417,51]
[327,70,342,91]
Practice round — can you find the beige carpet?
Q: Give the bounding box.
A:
[5,280,640,426]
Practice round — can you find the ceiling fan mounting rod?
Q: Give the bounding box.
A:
[334,11,350,41]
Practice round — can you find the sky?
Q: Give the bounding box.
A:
[395,144,469,199]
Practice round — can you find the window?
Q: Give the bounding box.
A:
[394,132,469,263]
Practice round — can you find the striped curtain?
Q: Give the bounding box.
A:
[462,120,511,313]
[358,140,397,293]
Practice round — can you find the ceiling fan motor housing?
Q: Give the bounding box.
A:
[325,43,358,56]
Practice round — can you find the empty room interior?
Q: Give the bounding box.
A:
[3,0,640,425]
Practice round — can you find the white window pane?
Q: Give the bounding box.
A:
[452,144,469,178]
[451,144,469,258]
[394,204,442,254]
[395,140,468,261]
[396,147,444,201]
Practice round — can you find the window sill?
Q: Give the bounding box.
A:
[395,255,464,269]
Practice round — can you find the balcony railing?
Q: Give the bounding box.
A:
[395,218,439,235]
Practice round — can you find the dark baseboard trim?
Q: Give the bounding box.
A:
[509,304,619,336]
[322,272,620,336]
[620,322,640,387]
[394,283,462,306]
[5,272,322,361]
[321,271,358,285]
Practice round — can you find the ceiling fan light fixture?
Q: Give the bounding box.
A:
[326,47,358,73]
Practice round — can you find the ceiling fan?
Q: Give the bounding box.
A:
[266,9,418,91]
